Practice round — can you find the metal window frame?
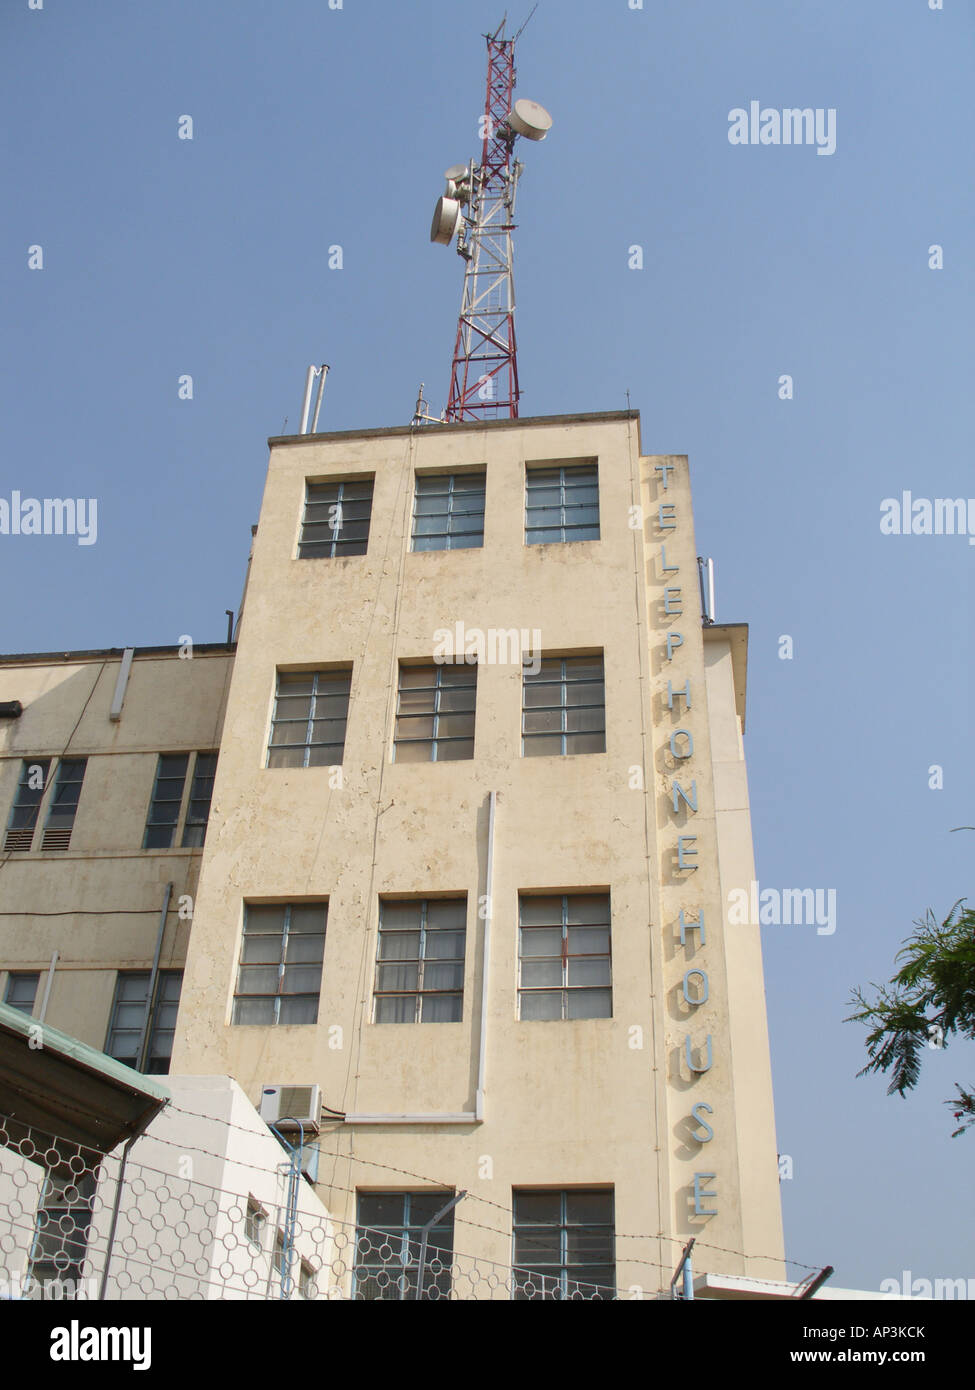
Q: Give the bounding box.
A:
[511,1188,616,1299]
[353,1191,456,1301]
[245,1197,267,1248]
[298,478,374,559]
[411,472,486,552]
[522,656,606,757]
[3,970,40,1015]
[43,758,87,822]
[373,899,467,1024]
[392,664,477,763]
[232,903,327,1026]
[105,968,184,1072]
[517,894,612,1020]
[298,1257,316,1299]
[525,464,600,544]
[142,753,191,849]
[143,970,183,1071]
[267,671,351,769]
[28,1166,98,1293]
[180,750,218,846]
[41,757,88,849]
[4,757,54,850]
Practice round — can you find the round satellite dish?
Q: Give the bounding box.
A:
[430,195,461,245]
[444,163,470,182]
[508,98,553,141]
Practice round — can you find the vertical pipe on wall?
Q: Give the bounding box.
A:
[475,791,497,1121]
[36,951,59,1023]
[137,882,172,1073]
[97,1134,137,1300]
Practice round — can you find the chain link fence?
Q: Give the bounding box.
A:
[0,1113,618,1301]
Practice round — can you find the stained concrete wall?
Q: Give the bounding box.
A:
[169,412,785,1293]
[0,650,233,1050]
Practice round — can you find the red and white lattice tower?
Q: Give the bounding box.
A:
[427,19,552,424]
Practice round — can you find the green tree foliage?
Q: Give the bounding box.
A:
[847,900,975,1137]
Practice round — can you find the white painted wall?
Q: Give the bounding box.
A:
[0,1075,335,1301]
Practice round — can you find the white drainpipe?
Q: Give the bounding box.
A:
[344,791,496,1126]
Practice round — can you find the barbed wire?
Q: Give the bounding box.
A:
[160,1101,819,1272]
[0,1087,816,1279]
[0,1115,630,1300]
[0,1113,779,1284]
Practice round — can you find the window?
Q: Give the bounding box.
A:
[273,1231,290,1284]
[142,752,216,848]
[28,1168,96,1296]
[3,758,51,851]
[5,757,88,852]
[522,655,605,756]
[512,1189,615,1300]
[267,671,351,769]
[105,971,183,1073]
[299,1258,317,1300]
[245,1198,266,1247]
[373,899,466,1024]
[525,463,599,544]
[393,663,476,763]
[411,472,486,551]
[354,1192,455,1301]
[181,752,217,847]
[142,754,187,848]
[4,972,40,1016]
[40,758,87,851]
[518,894,612,1020]
[232,903,327,1026]
[298,478,373,558]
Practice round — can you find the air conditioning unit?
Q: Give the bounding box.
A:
[259,1083,321,1135]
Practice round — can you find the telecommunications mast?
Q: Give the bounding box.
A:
[427,13,552,423]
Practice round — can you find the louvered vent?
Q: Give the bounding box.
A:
[41,827,72,852]
[3,828,34,852]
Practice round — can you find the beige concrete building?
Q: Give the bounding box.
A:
[0,646,232,1059]
[0,408,785,1298]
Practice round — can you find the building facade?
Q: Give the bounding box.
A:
[0,645,232,1059]
[0,408,785,1298]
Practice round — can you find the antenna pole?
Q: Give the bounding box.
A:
[300,364,329,434]
[310,364,329,432]
[445,28,521,422]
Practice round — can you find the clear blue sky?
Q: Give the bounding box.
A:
[3,0,973,1294]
